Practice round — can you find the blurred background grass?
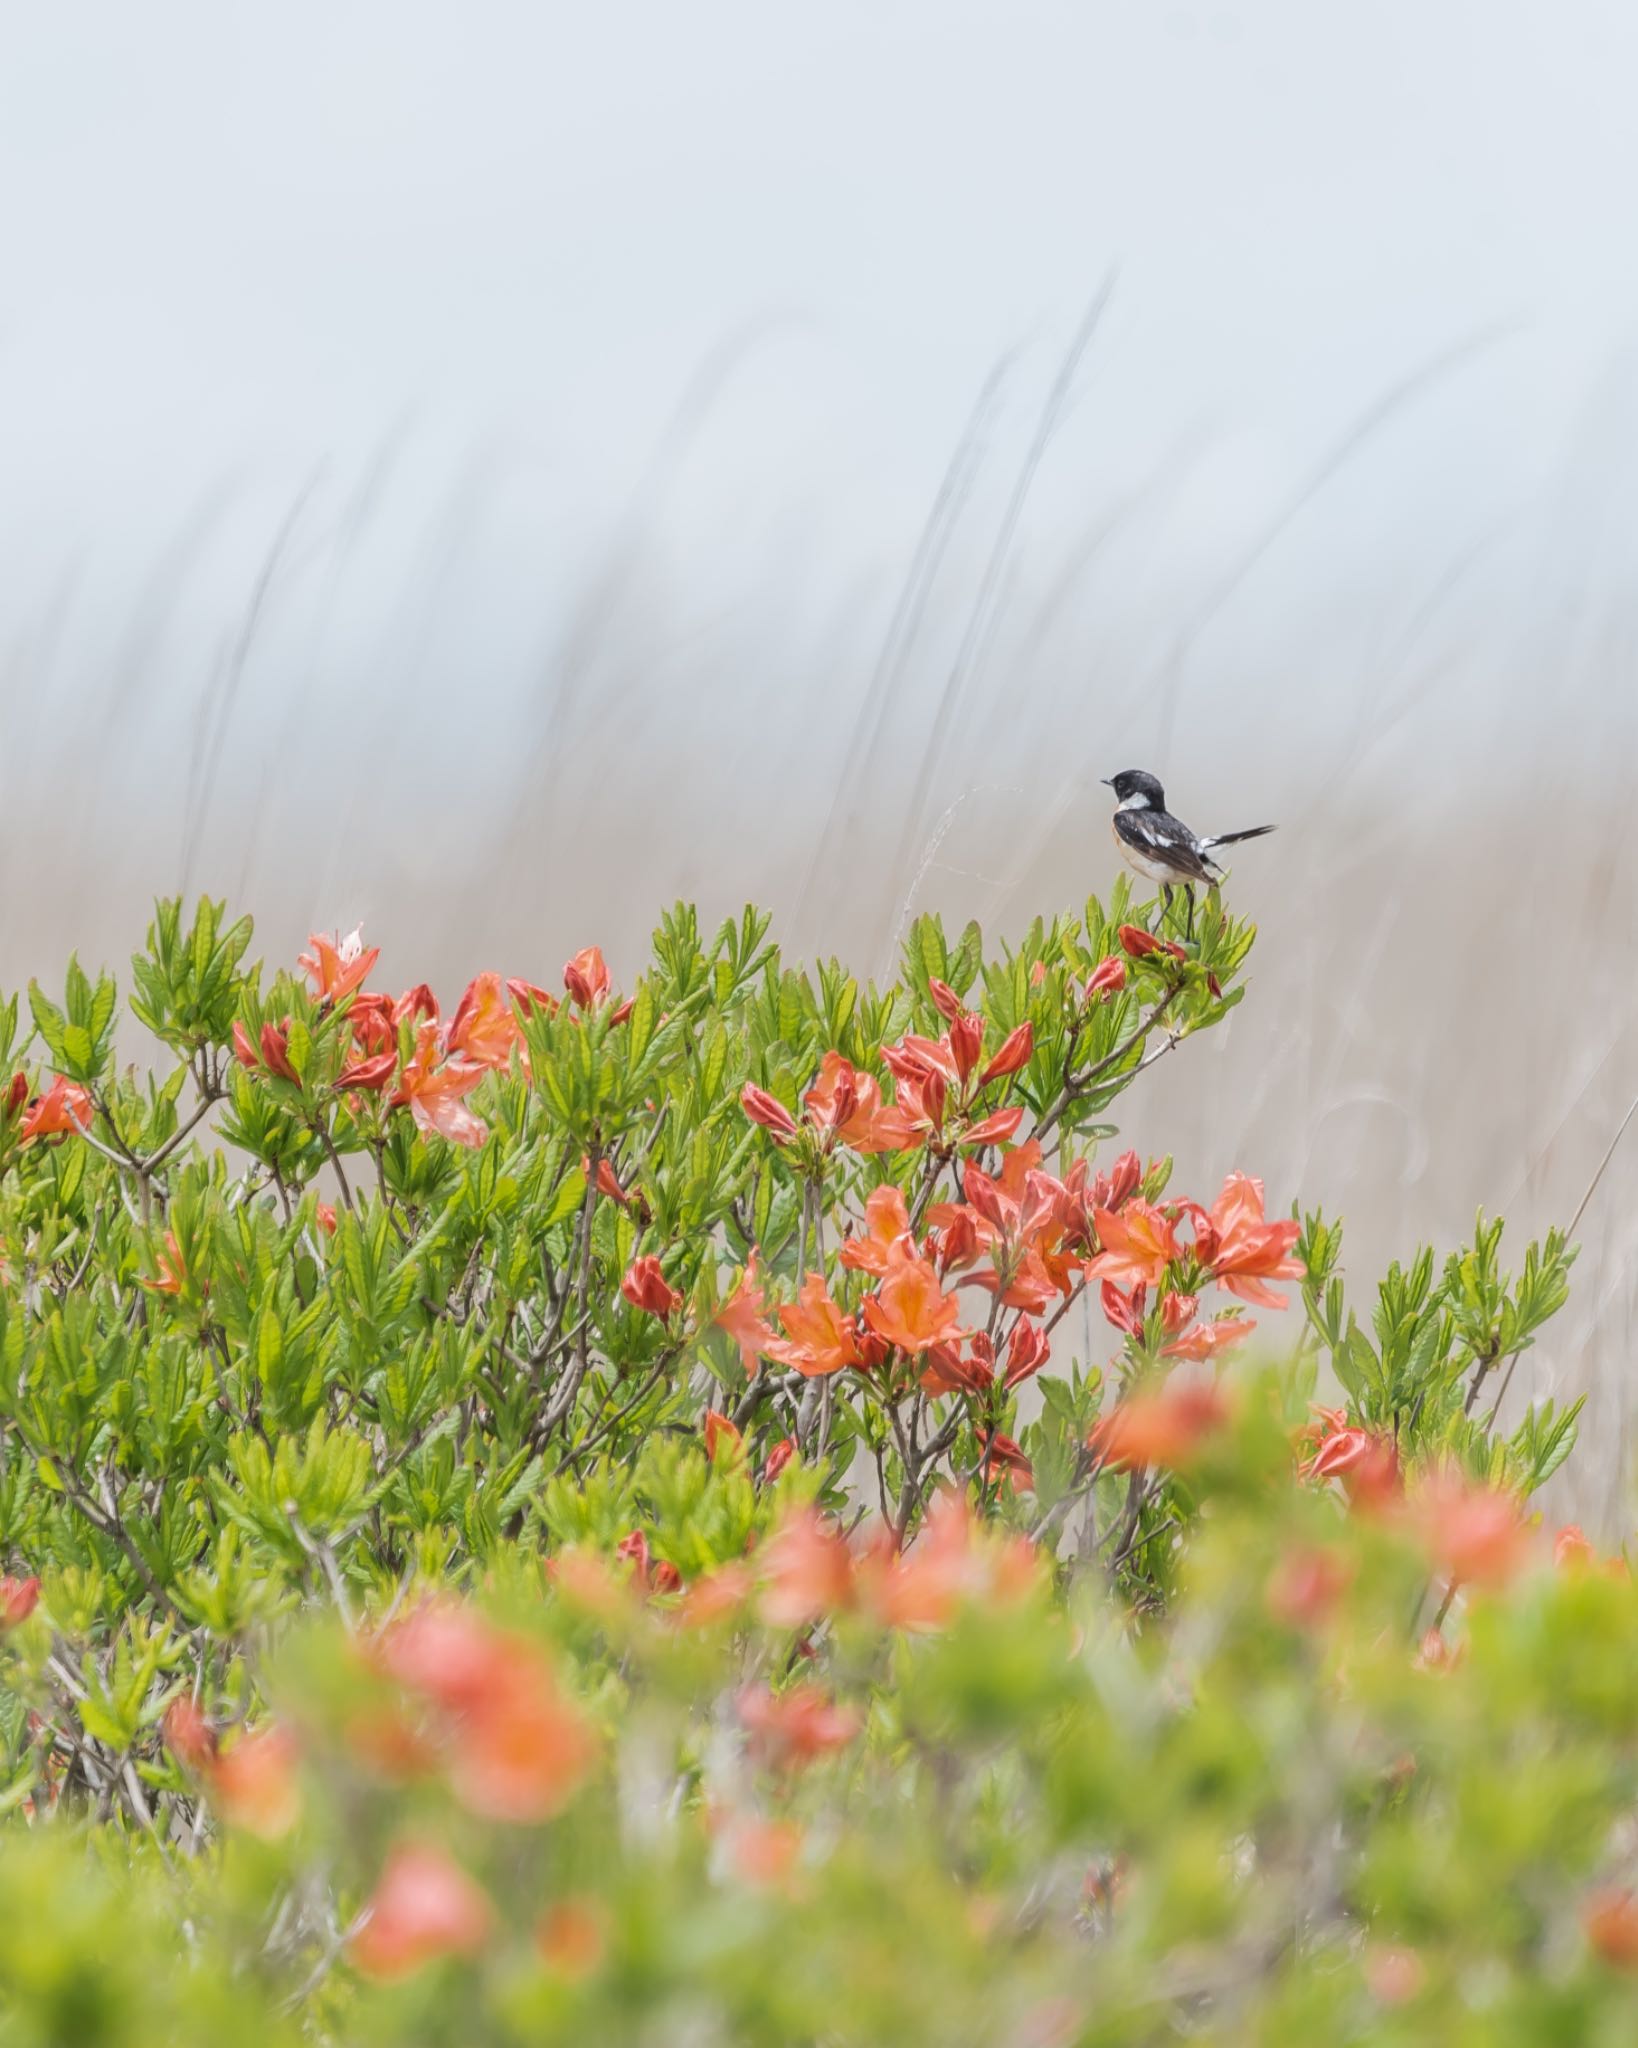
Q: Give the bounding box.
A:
[2,1,1636,1529]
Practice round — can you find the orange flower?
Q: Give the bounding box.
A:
[162,1696,218,1770]
[1554,1524,1596,1571]
[1414,1473,1528,1590]
[379,1602,595,1822]
[758,1507,855,1627]
[298,926,378,1004]
[0,1576,40,1628]
[18,1076,93,1141]
[804,1051,918,1154]
[393,1024,488,1148]
[1087,1199,1180,1290]
[537,1900,608,1980]
[724,1814,805,1891]
[856,1493,1040,1629]
[351,1842,493,1981]
[979,1431,1034,1491]
[840,1185,916,1277]
[447,972,518,1069]
[142,1230,187,1296]
[736,1683,861,1767]
[1090,1383,1227,1472]
[701,1409,743,1462]
[1161,1313,1253,1362]
[563,946,611,1009]
[714,1251,778,1373]
[1195,1172,1304,1308]
[621,1255,681,1320]
[1266,1546,1352,1629]
[1585,1887,1638,1969]
[209,1725,302,1839]
[766,1274,862,1378]
[862,1257,967,1356]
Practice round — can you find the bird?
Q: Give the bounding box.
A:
[1103,769,1275,938]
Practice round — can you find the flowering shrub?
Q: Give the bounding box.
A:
[0,886,1611,2042]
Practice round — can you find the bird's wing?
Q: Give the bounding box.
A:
[1113,808,1219,885]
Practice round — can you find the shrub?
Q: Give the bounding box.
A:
[0,887,1612,2044]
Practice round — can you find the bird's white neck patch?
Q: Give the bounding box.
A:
[1116,791,1153,812]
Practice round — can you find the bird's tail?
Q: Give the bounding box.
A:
[1200,823,1276,851]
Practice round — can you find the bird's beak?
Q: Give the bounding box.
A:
[1100,778,1113,788]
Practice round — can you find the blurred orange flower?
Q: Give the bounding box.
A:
[351,1842,493,1981]
[1090,1383,1227,1472]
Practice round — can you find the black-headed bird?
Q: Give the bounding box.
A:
[1104,769,1274,936]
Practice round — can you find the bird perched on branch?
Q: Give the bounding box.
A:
[1104,769,1274,938]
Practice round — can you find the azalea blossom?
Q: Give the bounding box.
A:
[1090,1382,1228,1472]
[1192,1172,1305,1308]
[379,1602,596,1821]
[18,1075,93,1141]
[141,1230,187,1297]
[208,1725,302,1839]
[766,1274,862,1378]
[1161,1314,1253,1362]
[563,946,612,1009]
[979,1431,1034,1491]
[1413,1472,1528,1590]
[701,1409,743,1462]
[1584,1887,1638,1969]
[1117,923,1186,963]
[839,1185,917,1277]
[0,1576,40,1628]
[803,1050,917,1154]
[393,1024,488,1148]
[714,1251,779,1373]
[740,1082,800,1140]
[862,1256,967,1357]
[621,1255,681,1321]
[736,1682,861,1767]
[351,1842,494,1981]
[1086,956,1127,1001]
[447,971,518,1069]
[299,926,379,1005]
[758,1506,855,1626]
[1087,1198,1181,1290]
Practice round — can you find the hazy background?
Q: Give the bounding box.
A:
[3,3,1637,1525]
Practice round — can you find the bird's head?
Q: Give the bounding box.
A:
[1103,769,1166,811]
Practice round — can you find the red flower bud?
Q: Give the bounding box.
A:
[506,978,559,1020]
[927,978,964,1024]
[393,984,441,1026]
[621,1255,682,1320]
[978,1021,1033,1088]
[337,1050,398,1093]
[563,946,611,1009]
[949,1013,984,1083]
[258,1022,299,1084]
[0,1576,39,1628]
[231,1022,260,1071]
[740,1084,798,1141]
[1086,956,1127,1001]
[762,1438,796,1484]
